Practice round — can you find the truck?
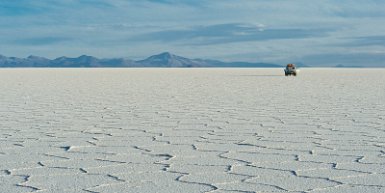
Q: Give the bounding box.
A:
[284,63,297,76]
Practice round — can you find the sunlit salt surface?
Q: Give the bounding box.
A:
[0,68,384,193]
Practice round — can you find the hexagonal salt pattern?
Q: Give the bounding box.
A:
[0,68,384,192]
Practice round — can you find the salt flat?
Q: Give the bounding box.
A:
[0,68,384,193]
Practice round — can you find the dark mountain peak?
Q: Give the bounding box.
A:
[54,55,97,61]
[77,55,99,63]
[145,52,179,60]
[27,55,49,60]
[54,56,68,61]
[138,52,195,67]
[27,55,39,59]
[157,52,173,58]
[77,55,97,59]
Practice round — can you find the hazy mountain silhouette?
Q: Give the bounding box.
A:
[0,52,282,68]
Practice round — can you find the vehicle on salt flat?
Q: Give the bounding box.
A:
[284,63,297,76]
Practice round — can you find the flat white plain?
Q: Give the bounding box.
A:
[0,68,384,193]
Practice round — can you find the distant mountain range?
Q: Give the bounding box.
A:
[0,52,283,68]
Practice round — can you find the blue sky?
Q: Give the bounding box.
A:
[1,0,385,66]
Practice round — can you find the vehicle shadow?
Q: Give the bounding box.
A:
[236,75,283,77]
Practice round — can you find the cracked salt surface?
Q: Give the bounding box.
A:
[0,68,384,193]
